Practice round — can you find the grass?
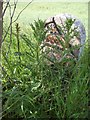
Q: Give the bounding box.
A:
[4,2,88,33]
[2,1,89,119]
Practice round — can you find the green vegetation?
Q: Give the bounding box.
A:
[4,2,88,32]
[2,1,89,119]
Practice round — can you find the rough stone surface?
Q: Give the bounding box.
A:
[41,13,86,64]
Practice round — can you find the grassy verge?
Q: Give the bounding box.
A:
[2,18,89,119]
[4,2,88,32]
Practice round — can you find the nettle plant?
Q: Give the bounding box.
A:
[30,18,82,88]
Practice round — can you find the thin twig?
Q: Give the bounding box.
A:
[12,0,34,23]
[2,0,33,43]
[2,1,18,43]
[52,17,62,35]
[2,0,10,17]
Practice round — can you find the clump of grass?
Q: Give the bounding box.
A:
[2,19,89,119]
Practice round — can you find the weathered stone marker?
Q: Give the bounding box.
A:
[41,13,86,64]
